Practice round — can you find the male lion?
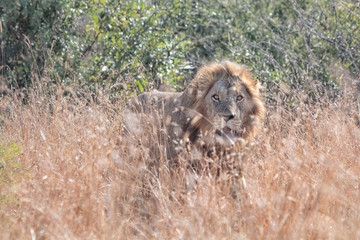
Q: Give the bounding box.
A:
[126,61,265,159]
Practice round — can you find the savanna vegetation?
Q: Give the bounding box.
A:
[1,0,359,239]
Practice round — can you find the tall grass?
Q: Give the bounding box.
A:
[0,82,359,239]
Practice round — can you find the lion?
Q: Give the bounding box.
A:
[125,61,265,159]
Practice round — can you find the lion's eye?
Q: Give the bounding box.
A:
[212,94,220,102]
[236,95,244,102]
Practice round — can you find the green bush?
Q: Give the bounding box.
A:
[0,142,22,207]
[0,142,22,184]
[0,0,76,89]
[1,0,359,98]
[76,0,196,92]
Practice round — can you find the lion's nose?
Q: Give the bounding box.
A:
[222,113,236,122]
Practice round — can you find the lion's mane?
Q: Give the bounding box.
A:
[180,61,265,142]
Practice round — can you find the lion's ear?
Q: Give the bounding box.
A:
[253,79,262,93]
[240,67,260,89]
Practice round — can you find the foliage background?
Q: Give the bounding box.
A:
[1,0,359,97]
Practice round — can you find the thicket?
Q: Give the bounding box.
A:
[1,0,359,98]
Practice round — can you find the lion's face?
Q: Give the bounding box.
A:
[181,61,265,147]
[204,78,256,146]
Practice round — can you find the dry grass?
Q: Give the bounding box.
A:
[1,86,360,240]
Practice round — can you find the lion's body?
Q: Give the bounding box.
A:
[127,61,265,158]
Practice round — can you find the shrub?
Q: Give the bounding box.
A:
[0,0,76,89]
[1,0,359,98]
